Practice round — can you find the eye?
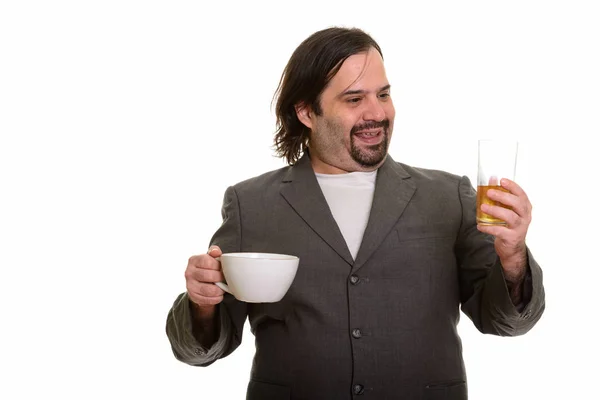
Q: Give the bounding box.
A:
[347,97,362,104]
[379,92,391,100]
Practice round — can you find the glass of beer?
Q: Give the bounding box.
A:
[476,139,519,225]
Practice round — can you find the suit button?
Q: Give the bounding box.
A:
[353,384,365,395]
[349,275,360,285]
[352,329,362,339]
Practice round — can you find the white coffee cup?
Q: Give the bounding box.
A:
[215,252,299,303]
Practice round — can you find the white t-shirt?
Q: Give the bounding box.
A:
[315,170,377,260]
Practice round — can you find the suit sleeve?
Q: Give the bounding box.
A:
[455,176,545,336]
[165,186,248,366]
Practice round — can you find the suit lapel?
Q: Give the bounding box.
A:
[280,153,354,266]
[352,155,416,273]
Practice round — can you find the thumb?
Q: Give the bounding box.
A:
[207,245,223,258]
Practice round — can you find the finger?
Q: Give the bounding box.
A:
[188,280,225,298]
[186,267,225,283]
[477,223,510,237]
[486,188,528,218]
[477,224,524,249]
[486,188,518,207]
[501,179,532,218]
[188,254,222,271]
[500,178,529,202]
[188,283,224,297]
[480,203,520,227]
[207,245,223,257]
[188,290,224,306]
[488,176,500,186]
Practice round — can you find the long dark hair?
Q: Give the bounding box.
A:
[272,27,383,165]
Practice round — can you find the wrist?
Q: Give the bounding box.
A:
[190,299,217,321]
[500,248,528,283]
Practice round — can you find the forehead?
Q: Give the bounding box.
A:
[326,49,388,94]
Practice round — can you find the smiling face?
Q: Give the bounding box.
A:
[296,48,395,174]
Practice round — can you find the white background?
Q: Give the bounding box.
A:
[1,1,598,399]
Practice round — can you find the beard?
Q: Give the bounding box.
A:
[349,119,390,167]
[311,117,392,171]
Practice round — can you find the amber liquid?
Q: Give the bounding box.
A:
[476,185,511,225]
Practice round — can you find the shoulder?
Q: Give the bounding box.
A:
[396,161,465,187]
[229,165,291,195]
[395,161,477,204]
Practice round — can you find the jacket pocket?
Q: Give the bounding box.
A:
[424,379,467,400]
[246,379,290,400]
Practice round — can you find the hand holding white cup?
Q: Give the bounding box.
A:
[185,246,227,308]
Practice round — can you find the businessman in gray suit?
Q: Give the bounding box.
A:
[166,27,545,399]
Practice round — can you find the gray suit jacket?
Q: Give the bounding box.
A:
[166,153,545,400]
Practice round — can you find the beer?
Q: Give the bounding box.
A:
[476,185,512,225]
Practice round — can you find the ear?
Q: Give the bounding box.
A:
[295,102,313,130]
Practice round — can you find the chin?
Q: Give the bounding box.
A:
[351,147,388,169]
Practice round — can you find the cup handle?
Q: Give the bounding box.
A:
[212,257,231,294]
[215,281,231,294]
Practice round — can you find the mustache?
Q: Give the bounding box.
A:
[351,119,390,135]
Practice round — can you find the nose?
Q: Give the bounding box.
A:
[362,97,386,122]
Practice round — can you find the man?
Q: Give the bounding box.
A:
[166,27,545,399]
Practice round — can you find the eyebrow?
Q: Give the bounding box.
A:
[339,84,391,98]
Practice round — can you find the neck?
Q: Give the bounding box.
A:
[310,155,384,174]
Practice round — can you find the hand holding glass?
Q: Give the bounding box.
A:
[476,140,519,225]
